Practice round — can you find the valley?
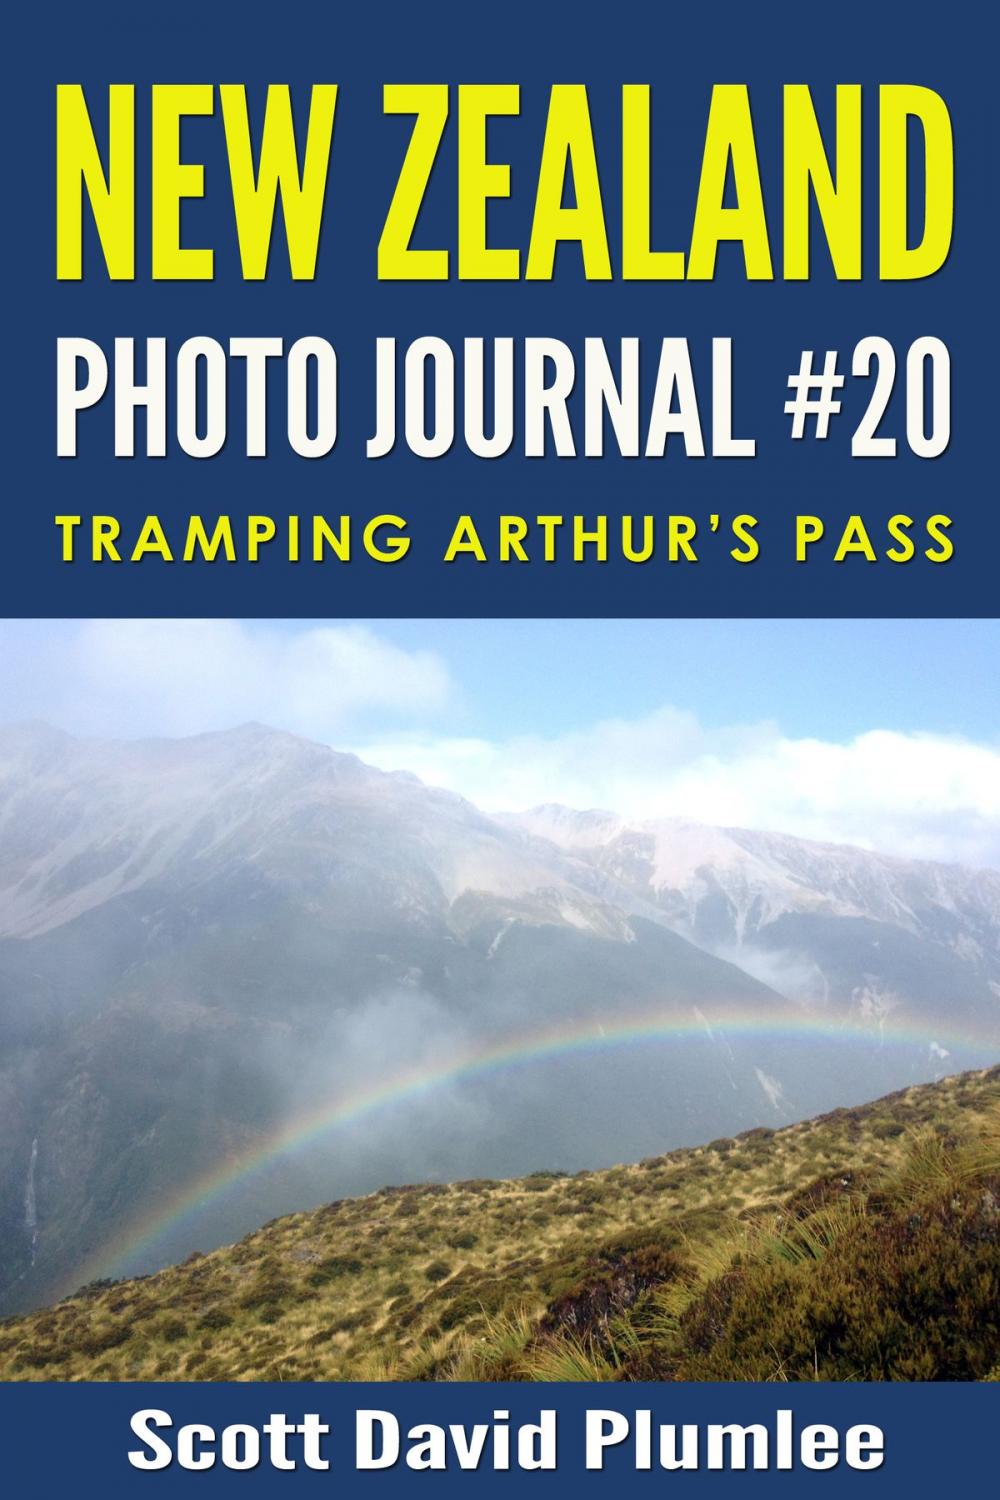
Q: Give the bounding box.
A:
[1,719,998,1315]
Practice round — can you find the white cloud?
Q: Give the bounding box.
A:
[0,620,452,742]
[351,708,1000,869]
[2,622,998,869]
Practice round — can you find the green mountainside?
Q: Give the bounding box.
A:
[2,1065,998,1383]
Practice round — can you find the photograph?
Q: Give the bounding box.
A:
[0,618,996,1383]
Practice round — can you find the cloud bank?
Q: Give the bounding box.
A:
[0,619,452,740]
[1,620,998,869]
[351,707,1000,869]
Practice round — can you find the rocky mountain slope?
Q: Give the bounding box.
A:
[1,721,998,1315]
[1,1066,996,1382]
[504,804,1000,1029]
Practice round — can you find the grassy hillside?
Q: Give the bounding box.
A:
[2,1065,998,1382]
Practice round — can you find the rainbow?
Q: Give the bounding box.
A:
[71,1001,998,1292]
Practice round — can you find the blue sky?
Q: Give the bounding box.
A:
[350,618,1000,743]
[0,618,998,866]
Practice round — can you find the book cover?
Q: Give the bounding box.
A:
[0,1,995,1491]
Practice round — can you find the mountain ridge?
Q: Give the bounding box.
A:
[1,719,998,1316]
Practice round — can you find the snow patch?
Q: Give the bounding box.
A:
[487,919,516,959]
[754,1067,789,1115]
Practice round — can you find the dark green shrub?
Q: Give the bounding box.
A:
[541,1231,686,1347]
[241,1274,293,1308]
[198,1308,233,1331]
[569,1183,603,1206]
[446,1231,478,1250]
[256,1302,287,1326]
[306,1255,363,1285]
[662,1172,1000,1381]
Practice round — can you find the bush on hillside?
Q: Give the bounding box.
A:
[631,1165,1000,1381]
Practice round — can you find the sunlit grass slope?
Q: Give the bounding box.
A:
[2,1065,997,1381]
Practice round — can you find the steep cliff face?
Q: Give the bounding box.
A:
[0,723,997,1314]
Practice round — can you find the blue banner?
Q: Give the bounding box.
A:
[1,1382,992,1491]
[2,0,994,617]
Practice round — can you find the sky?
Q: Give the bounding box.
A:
[1,617,999,867]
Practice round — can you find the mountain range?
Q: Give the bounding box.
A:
[1,719,997,1314]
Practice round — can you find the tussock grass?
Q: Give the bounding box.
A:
[0,1065,997,1381]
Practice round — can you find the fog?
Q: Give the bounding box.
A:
[1,706,998,1311]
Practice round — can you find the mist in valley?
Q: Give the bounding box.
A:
[0,710,998,1312]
